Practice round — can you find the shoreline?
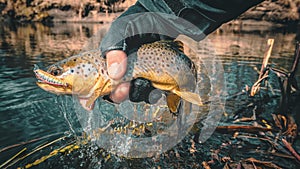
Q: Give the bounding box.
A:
[0,0,299,28]
[1,16,298,34]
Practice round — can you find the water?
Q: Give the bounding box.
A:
[0,22,299,168]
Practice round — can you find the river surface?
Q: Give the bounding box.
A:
[0,22,299,168]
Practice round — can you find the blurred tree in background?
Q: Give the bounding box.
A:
[0,0,131,22]
[104,0,126,13]
[0,0,299,24]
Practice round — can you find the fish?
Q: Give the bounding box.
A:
[33,40,203,112]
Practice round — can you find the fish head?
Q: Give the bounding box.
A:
[34,64,73,95]
[34,50,106,99]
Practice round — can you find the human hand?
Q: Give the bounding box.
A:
[99,1,207,104]
[105,50,130,103]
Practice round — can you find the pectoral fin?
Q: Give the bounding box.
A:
[166,93,182,114]
[172,89,203,106]
[78,88,101,111]
[79,79,112,111]
[79,97,95,111]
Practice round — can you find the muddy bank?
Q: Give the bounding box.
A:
[239,0,300,25]
[0,0,299,26]
[0,0,134,23]
[232,0,300,29]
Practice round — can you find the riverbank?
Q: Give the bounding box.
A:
[0,0,299,27]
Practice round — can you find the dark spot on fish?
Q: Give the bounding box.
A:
[85,75,88,78]
[77,66,80,69]
[77,72,80,74]
[166,58,169,61]
[88,61,91,64]
[95,59,98,62]
[71,69,74,73]
[166,64,170,67]
[87,53,91,56]
[101,69,104,74]
[73,59,77,62]
[82,64,85,67]
[88,68,91,71]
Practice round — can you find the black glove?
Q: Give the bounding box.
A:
[101,0,264,52]
[100,0,263,103]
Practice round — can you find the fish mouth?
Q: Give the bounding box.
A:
[34,69,66,86]
[34,65,72,94]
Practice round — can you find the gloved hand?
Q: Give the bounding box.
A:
[100,0,263,103]
[100,1,186,103]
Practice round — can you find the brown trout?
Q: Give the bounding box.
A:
[34,41,203,112]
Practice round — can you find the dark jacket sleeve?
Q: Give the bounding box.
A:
[100,0,263,55]
[100,0,263,103]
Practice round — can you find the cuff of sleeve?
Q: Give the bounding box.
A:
[101,41,127,58]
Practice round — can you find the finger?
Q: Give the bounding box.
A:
[109,82,130,103]
[106,50,127,80]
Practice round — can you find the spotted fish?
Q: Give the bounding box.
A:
[34,40,202,112]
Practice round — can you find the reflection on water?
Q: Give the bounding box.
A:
[0,22,299,168]
[0,22,109,166]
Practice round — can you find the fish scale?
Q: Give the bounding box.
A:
[125,41,197,90]
[34,40,202,111]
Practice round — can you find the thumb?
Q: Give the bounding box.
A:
[106,50,127,80]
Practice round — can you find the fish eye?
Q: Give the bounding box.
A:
[52,69,60,76]
[48,66,62,76]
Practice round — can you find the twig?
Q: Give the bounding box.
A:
[282,138,300,162]
[0,148,26,168]
[237,135,285,153]
[251,160,258,169]
[250,39,274,96]
[233,106,256,123]
[269,67,289,78]
[202,161,211,169]
[216,125,273,133]
[254,149,296,159]
[4,136,67,168]
[290,42,300,78]
[250,71,269,96]
[23,140,78,169]
[243,157,282,169]
[0,132,65,153]
[260,39,274,78]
